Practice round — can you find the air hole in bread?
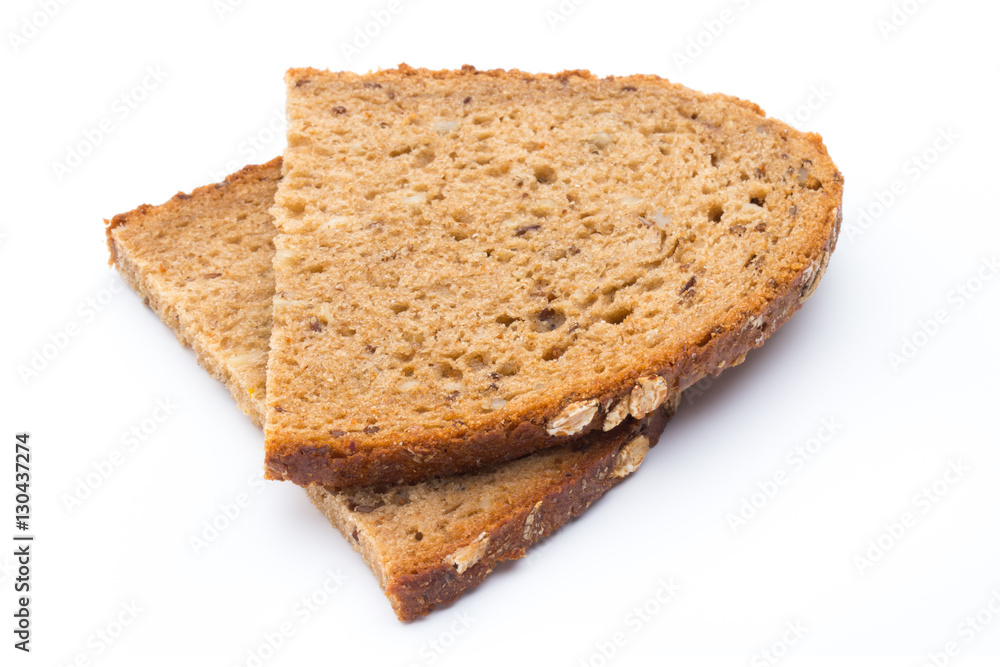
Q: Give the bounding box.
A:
[414,148,436,168]
[496,359,521,376]
[534,164,557,184]
[542,345,567,361]
[601,305,633,325]
[495,314,518,327]
[438,362,463,380]
[529,308,566,332]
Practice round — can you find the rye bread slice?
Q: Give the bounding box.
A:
[266,65,842,488]
[104,159,678,620]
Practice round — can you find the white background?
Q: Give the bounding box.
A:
[2,0,999,665]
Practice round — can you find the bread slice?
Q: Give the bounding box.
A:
[104,159,678,620]
[266,65,842,488]
[106,162,277,427]
[313,405,673,620]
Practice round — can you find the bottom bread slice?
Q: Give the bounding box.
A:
[105,158,679,620]
[309,406,673,620]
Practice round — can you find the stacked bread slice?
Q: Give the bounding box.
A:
[106,65,842,620]
[265,65,841,487]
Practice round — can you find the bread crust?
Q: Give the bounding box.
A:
[307,398,676,621]
[266,64,844,489]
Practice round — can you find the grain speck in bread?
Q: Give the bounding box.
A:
[104,159,679,621]
[267,65,842,488]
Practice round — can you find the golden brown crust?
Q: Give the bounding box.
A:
[267,65,843,488]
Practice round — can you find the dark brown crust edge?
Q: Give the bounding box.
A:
[267,65,844,489]
[309,398,677,622]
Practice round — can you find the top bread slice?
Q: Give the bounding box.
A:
[267,64,843,488]
[104,159,679,620]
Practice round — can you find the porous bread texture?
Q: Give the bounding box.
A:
[104,159,678,621]
[106,159,279,427]
[267,64,843,488]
